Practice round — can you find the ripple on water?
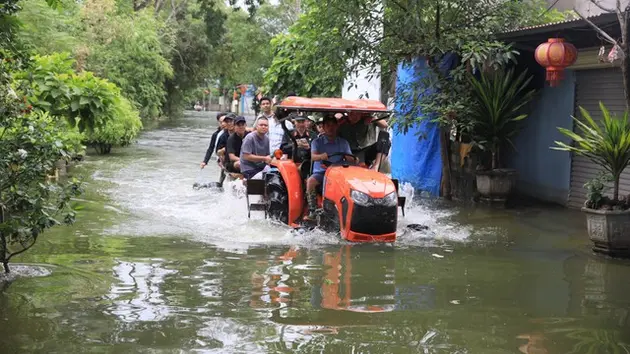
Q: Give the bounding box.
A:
[94,119,478,248]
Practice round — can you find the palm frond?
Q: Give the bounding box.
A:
[553,103,630,200]
[468,68,537,168]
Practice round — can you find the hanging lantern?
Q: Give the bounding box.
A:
[534,38,578,87]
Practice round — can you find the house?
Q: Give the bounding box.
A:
[497,12,624,208]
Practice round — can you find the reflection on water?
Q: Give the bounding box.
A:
[106,260,177,322]
[2,112,630,353]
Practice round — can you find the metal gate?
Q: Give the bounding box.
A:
[568,68,626,208]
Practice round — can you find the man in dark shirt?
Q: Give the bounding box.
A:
[200,112,226,168]
[280,114,317,163]
[225,116,249,173]
[215,113,235,168]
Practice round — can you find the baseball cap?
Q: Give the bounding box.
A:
[234,116,246,124]
[310,112,324,124]
[321,114,339,124]
[223,113,236,121]
[289,112,307,121]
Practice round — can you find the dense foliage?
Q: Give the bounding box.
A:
[0,0,297,271]
[1,0,82,273]
[263,1,346,97]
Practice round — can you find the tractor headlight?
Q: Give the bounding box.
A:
[381,191,398,207]
[350,189,371,206]
[350,190,398,207]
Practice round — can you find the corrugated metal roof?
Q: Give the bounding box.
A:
[500,12,615,35]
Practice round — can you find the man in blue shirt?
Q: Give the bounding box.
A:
[305,114,355,220]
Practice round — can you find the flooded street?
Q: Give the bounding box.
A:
[2,112,630,353]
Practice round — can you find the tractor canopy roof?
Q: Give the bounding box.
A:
[275,96,391,114]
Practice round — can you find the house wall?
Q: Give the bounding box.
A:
[547,0,629,16]
[509,70,576,205]
[548,0,626,16]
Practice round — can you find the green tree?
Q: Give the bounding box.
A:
[263,1,348,97]
[0,0,83,273]
[276,0,572,197]
[79,0,174,120]
[20,53,143,154]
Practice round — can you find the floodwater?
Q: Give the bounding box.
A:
[2,112,630,353]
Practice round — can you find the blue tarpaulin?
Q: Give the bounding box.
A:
[391,55,458,197]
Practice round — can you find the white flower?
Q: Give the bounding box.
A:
[17,149,28,159]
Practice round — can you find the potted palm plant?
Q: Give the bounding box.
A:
[468,68,536,204]
[553,102,630,257]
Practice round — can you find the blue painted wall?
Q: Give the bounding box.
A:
[508,70,576,205]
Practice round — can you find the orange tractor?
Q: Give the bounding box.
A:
[246,97,406,243]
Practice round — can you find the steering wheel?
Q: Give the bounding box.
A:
[321,152,359,168]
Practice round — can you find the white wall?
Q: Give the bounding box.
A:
[341,2,383,101]
[342,68,382,101]
[549,0,629,16]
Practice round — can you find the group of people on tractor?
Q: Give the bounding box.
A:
[199,95,391,220]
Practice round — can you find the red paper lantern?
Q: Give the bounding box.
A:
[535,38,578,87]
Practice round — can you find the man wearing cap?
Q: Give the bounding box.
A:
[240,116,272,180]
[280,114,317,163]
[305,114,355,220]
[310,113,325,136]
[215,113,236,166]
[225,116,249,173]
[200,112,227,168]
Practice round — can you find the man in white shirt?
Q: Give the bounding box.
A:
[254,96,292,152]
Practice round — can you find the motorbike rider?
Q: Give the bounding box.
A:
[305,114,356,221]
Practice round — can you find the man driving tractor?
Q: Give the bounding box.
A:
[305,114,356,221]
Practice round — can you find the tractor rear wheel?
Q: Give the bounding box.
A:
[265,170,289,224]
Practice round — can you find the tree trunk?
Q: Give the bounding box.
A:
[621,11,630,111]
[440,127,452,200]
[0,208,7,274]
[614,174,620,201]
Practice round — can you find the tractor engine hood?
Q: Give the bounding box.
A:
[332,166,396,198]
